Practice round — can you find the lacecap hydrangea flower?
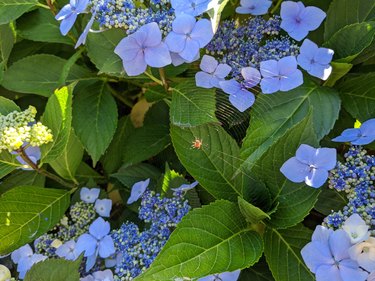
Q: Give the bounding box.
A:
[280,144,337,188]
[55,0,89,35]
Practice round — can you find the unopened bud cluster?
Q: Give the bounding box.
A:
[0,106,53,152]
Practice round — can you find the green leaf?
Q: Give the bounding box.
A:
[159,163,187,194]
[0,186,70,255]
[17,8,74,45]
[101,116,129,174]
[338,72,375,121]
[324,0,375,40]
[250,116,320,229]
[2,54,92,97]
[49,129,83,182]
[238,197,270,224]
[0,96,19,115]
[0,151,22,179]
[24,257,81,281]
[111,163,161,188]
[323,62,353,87]
[73,81,118,166]
[238,257,275,281]
[171,123,270,206]
[86,29,124,76]
[122,102,170,166]
[0,0,38,24]
[315,187,348,216]
[241,80,340,168]
[0,170,45,195]
[0,23,15,80]
[41,84,74,163]
[324,22,375,63]
[135,200,263,281]
[264,224,314,281]
[170,80,219,127]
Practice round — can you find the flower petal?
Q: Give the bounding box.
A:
[329,229,351,261]
[141,22,162,47]
[339,259,368,281]
[98,236,116,258]
[332,128,361,143]
[59,13,78,36]
[214,63,231,79]
[172,14,196,34]
[260,77,280,94]
[305,168,328,188]
[76,234,97,257]
[241,66,261,87]
[94,199,112,217]
[89,217,110,239]
[300,6,326,31]
[313,147,337,170]
[196,71,214,88]
[229,89,255,112]
[179,39,200,61]
[200,55,218,73]
[260,59,278,78]
[280,157,308,183]
[301,241,334,273]
[280,69,303,91]
[144,42,172,67]
[123,50,147,76]
[191,19,214,47]
[315,264,341,281]
[127,178,150,204]
[219,79,241,95]
[165,32,187,53]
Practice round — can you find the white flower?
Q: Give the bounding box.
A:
[349,237,375,272]
[342,213,370,244]
[0,265,11,281]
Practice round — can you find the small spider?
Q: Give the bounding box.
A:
[191,138,204,149]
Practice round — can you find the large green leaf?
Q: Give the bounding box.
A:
[111,163,161,188]
[0,186,70,255]
[241,80,340,168]
[264,224,314,281]
[17,8,74,45]
[0,23,15,82]
[250,116,320,229]
[122,102,170,167]
[238,257,275,281]
[0,0,38,24]
[338,73,375,121]
[135,200,263,281]
[2,54,92,96]
[171,123,270,205]
[41,84,74,163]
[24,257,81,281]
[73,81,118,166]
[0,170,45,195]
[324,22,375,63]
[170,80,219,127]
[324,0,375,40]
[49,129,83,182]
[86,29,124,75]
[315,187,348,216]
[0,96,19,114]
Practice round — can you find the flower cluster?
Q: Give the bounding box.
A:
[111,187,191,280]
[200,1,333,112]
[0,106,53,152]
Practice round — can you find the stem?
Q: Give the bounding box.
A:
[17,148,76,189]
[144,71,163,86]
[36,2,50,9]
[108,85,134,108]
[270,0,283,14]
[158,68,169,92]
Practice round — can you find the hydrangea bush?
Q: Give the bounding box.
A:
[0,0,374,280]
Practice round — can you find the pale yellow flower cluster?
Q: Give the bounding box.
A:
[0,106,53,152]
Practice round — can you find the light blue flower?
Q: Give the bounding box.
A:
[11,244,47,279]
[280,144,336,188]
[114,22,172,76]
[171,0,214,16]
[55,0,89,35]
[301,226,368,281]
[219,67,260,112]
[75,12,96,48]
[127,179,150,204]
[198,270,241,281]
[172,181,199,192]
[76,217,115,271]
[280,1,326,41]
[195,55,231,88]
[94,199,112,217]
[165,14,213,62]
[297,39,334,80]
[56,240,80,261]
[236,0,272,15]
[260,56,303,94]
[80,187,100,203]
[332,119,375,145]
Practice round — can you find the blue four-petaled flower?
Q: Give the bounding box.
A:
[115,22,172,76]
[236,0,272,15]
[171,0,214,16]
[332,118,375,145]
[55,0,89,35]
[195,55,231,89]
[280,144,336,188]
[280,1,326,41]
